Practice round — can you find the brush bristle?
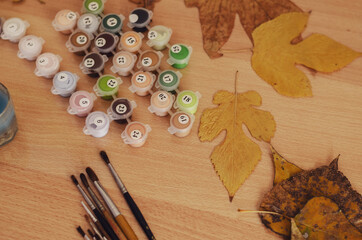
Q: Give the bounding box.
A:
[80,173,89,188]
[71,175,79,185]
[100,151,110,164]
[76,226,85,236]
[86,167,99,182]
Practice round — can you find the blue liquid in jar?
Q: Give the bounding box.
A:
[0,88,17,145]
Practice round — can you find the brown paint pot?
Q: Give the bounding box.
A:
[168,111,195,137]
[121,121,151,147]
[137,50,163,72]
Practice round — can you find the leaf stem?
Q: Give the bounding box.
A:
[237,209,290,219]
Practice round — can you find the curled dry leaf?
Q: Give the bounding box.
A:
[184,0,302,58]
[294,197,362,239]
[259,154,362,237]
[252,12,362,97]
[271,146,302,185]
[199,88,276,200]
[291,218,305,240]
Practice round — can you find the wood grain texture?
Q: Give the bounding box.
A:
[0,0,361,239]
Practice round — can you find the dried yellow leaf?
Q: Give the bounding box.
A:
[291,218,305,240]
[199,89,276,200]
[252,12,362,97]
[294,197,362,239]
[271,146,302,185]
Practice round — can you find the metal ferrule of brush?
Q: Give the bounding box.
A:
[94,181,121,217]
[81,201,98,223]
[108,164,127,194]
[77,185,96,209]
[87,187,105,211]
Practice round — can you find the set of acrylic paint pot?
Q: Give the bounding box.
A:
[52,2,152,147]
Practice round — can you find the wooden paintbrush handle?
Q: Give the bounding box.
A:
[103,210,128,240]
[115,214,138,240]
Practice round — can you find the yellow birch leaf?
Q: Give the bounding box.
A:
[251,12,362,97]
[271,146,302,185]
[199,89,276,200]
[294,197,362,239]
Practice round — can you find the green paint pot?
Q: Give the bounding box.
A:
[167,44,192,69]
[93,75,122,100]
[156,70,182,92]
[83,0,105,15]
[174,90,201,114]
[100,13,125,34]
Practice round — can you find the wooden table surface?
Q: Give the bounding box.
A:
[0,0,361,239]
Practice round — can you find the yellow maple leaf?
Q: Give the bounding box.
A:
[199,83,276,200]
[251,12,362,97]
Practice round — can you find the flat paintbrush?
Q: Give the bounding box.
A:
[71,175,120,240]
[77,226,91,240]
[80,173,127,240]
[100,151,156,240]
[86,167,138,240]
[82,202,109,240]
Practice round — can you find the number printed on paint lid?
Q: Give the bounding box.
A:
[130,129,142,140]
[95,37,106,47]
[136,74,146,83]
[162,74,174,83]
[107,17,118,27]
[82,16,93,26]
[182,95,193,104]
[116,104,127,114]
[66,11,77,21]
[79,97,90,107]
[25,39,35,49]
[84,58,95,68]
[93,116,105,127]
[7,23,18,33]
[106,78,117,88]
[148,30,157,40]
[178,114,190,125]
[37,56,49,66]
[157,92,168,102]
[171,44,182,53]
[57,72,69,82]
[142,57,152,67]
[88,2,99,11]
[76,35,87,45]
[117,56,126,65]
[125,36,136,46]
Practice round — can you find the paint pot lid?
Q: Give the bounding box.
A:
[83,0,105,14]
[77,13,100,34]
[35,53,61,74]
[150,90,173,109]
[169,111,195,131]
[97,75,121,92]
[121,121,151,145]
[131,71,153,89]
[53,10,78,31]
[109,98,136,120]
[169,44,190,60]
[120,31,142,49]
[101,13,123,31]
[85,111,110,132]
[69,90,95,112]
[18,35,44,57]
[129,8,152,26]
[53,71,78,91]
[82,52,104,70]
[113,51,135,69]
[2,18,28,39]
[176,90,200,108]
[94,32,117,50]
[158,70,180,89]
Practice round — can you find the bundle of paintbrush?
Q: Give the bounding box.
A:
[71,151,156,240]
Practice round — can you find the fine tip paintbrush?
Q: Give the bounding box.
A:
[71,175,120,240]
[81,173,127,240]
[86,167,138,240]
[100,151,156,240]
[77,226,91,240]
[82,202,109,240]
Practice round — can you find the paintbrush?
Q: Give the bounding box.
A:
[100,151,156,240]
[80,173,127,240]
[77,226,91,240]
[82,202,109,240]
[71,175,120,240]
[86,167,138,240]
